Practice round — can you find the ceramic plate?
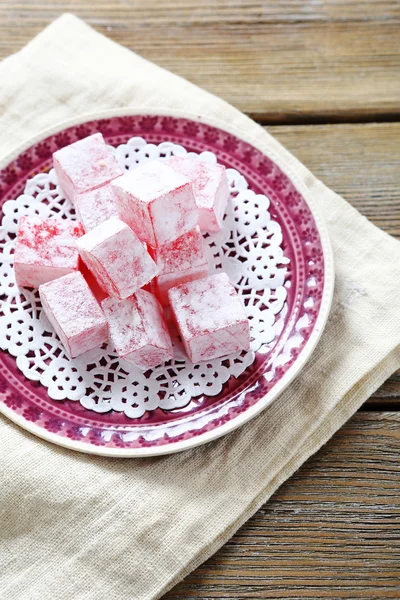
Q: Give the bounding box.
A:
[0,111,334,456]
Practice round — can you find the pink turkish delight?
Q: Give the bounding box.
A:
[102,290,173,369]
[74,183,119,232]
[151,227,209,306]
[39,271,108,358]
[142,278,157,296]
[111,160,198,247]
[53,133,123,202]
[79,260,109,304]
[76,217,158,300]
[14,215,84,289]
[169,156,229,232]
[168,272,250,363]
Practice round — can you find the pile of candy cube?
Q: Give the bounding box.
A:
[14,133,250,369]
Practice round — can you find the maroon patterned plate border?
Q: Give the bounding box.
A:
[0,111,334,456]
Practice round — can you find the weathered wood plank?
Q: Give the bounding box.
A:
[269,123,400,240]
[270,122,400,408]
[2,1,400,26]
[369,372,400,401]
[165,412,400,599]
[6,0,400,24]
[0,2,399,122]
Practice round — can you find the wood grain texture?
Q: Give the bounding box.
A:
[270,122,400,240]
[0,1,399,122]
[165,412,400,599]
[271,122,400,407]
[368,371,400,404]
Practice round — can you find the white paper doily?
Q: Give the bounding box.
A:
[0,138,289,418]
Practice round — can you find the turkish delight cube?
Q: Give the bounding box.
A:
[169,156,229,232]
[76,217,158,300]
[39,271,108,358]
[168,272,250,363]
[14,215,84,289]
[74,183,119,232]
[111,160,198,247]
[102,290,173,369]
[53,133,123,202]
[152,227,209,306]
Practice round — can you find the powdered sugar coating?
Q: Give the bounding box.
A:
[169,156,229,232]
[53,133,123,202]
[152,227,209,306]
[39,271,108,358]
[111,160,198,247]
[102,290,173,369]
[14,215,84,288]
[153,227,206,275]
[157,265,209,307]
[168,273,250,363]
[74,184,119,232]
[77,217,158,300]
[150,184,198,247]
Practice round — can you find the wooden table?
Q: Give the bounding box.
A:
[1,2,399,597]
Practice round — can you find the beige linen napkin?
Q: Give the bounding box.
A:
[1,14,400,600]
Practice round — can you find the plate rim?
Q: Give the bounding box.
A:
[0,108,335,457]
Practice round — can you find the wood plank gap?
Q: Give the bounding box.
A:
[253,112,400,127]
[360,402,400,411]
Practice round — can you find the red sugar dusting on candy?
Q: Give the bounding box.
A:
[19,220,60,251]
[168,272,250,363]
[14,215,84,289]
[74,183,119,232]
[76,217,158,300]
[111,160,199,247]
[102,290,173,369]
[53,133,123,203]
[25,140,241,365]
[154,226,206,274]
[169,156,229,232]
[39,271,108,358]
[152,227,209,306]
